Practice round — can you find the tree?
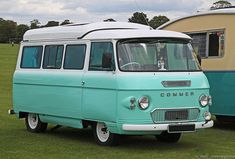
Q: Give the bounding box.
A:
[128,12,149,25]
[210,0,232,10]
[43,21,59,27]
[16,24,30,41]
[103,18,116,22]
[0,19,17,43]
[30,19,40,29]
[149,16,169,29]
[60,19,72,25]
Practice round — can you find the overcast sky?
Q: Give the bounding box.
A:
[1,0,235,25]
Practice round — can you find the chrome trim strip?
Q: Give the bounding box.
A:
[161,80,191,87]
[122,120,213,131]
[151,107,198,113]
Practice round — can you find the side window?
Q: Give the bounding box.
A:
[190,33,207,57]
[64,45,86,70]
[21,46,43,68]
[189,30,224,58]
[43,45,64,69]
[89,42,114,71]
[208,31,224,57]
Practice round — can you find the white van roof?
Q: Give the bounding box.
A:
[83,29,191,40]
[158,7,235,29]
[23,22,191,42]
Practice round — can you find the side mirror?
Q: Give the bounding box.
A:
[102,53,115,71]
[197,54,201,65]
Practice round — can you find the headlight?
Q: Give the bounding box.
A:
[204,111,212,121]
[199,94,212,107]
[138,96,149,110]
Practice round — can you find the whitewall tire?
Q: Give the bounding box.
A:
[93,122,120,146]
[25,113,47,133]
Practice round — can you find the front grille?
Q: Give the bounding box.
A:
[151,108,200,123]
[165,110,188,120]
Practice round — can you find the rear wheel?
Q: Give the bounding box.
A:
[25,113,47,133]
[93,122,120,146]
[155,131,181,143]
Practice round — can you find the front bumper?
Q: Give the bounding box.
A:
[122,120,213,131]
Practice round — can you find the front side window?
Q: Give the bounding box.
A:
[117,38,200,72]
[189,30,224,58]
[89,42,114,71]
[64,45,86,70]
[21,46,43,68]
[43,45,64,69]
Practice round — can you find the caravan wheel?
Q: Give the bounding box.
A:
[25,113,47,133]
[93,122,120,146]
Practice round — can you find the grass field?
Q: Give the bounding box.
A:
[0,43,235,159]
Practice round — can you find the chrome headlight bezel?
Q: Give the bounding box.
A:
[199,94,210,107]
[138,96,149,110]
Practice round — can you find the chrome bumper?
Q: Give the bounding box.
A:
[122,120,214,131]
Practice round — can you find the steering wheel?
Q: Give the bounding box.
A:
[120,62,141,69]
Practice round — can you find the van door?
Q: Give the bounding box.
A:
[82,42,117,122]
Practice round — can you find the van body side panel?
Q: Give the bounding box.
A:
[82,71,117,123]
[205,71,235,116]
[13,70,83,119]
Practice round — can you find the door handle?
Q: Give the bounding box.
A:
[81,81,85,85]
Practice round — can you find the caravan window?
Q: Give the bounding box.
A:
[189,30,224,58]
[189,33,207,57]
[20,46,43,68]
[43,45,64,69]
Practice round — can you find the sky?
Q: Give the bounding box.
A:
[0,0,235,25]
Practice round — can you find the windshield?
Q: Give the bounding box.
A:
[117,39,200,72]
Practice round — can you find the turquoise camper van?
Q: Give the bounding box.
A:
[10,22,213,146]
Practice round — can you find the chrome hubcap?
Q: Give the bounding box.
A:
[28,113,38,129]
[96,122,110,142]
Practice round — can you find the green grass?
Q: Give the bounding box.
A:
[0,43,235,159]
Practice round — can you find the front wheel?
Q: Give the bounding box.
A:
[155,131,181,143]
[25,113,47,133]
[93,122,120,146]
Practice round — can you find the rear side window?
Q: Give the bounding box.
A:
[64,45,86,70]
[43,45,64,69]
[21,46,43,68]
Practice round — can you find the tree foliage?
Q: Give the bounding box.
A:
[128,12,169,29]
[0,18,75,43]
[16,24,30,41]
[60,19,72,25]
[128,12,149,25]
[210,0,232,10]
[149,15,169,29]
[30,19,40,29]
[43,21,59,27]
[103,18,116,22]
[0,19,17,43]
